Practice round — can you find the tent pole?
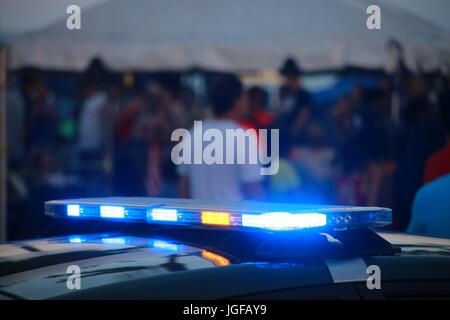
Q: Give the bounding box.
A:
[0,45,7,242]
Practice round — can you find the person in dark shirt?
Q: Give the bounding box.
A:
[394,76,446,231]
[246,86,273,130]
[423,90,450,183]
[277,57,312,148]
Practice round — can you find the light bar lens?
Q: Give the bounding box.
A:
[201,211,230,226]
[67,205,80,217]
[242,212,327,230]
[100,206,125,219]
[151,208,178,222]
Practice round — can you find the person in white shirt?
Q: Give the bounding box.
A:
[77,80,109,196]
[177,76,264,201]
[78,90,108,153]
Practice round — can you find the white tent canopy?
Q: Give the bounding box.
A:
[6,0,450,72]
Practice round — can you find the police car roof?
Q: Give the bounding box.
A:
[2,197,448,299]
[0,231,450,299]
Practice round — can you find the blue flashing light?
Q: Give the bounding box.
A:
[67,205,80,217]
[151,208,178,222]
[100,206,125,219]
[46,198,392,232]
[242,212,327,230]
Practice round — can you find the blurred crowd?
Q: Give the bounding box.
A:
[5,57,450,239]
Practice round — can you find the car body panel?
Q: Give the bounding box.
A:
[0,231,449,299]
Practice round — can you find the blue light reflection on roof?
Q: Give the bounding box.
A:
[151,240,180,251]
[68,236,84,243]
[101,237,127,245]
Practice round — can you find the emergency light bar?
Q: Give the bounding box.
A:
[45,197,392,232]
